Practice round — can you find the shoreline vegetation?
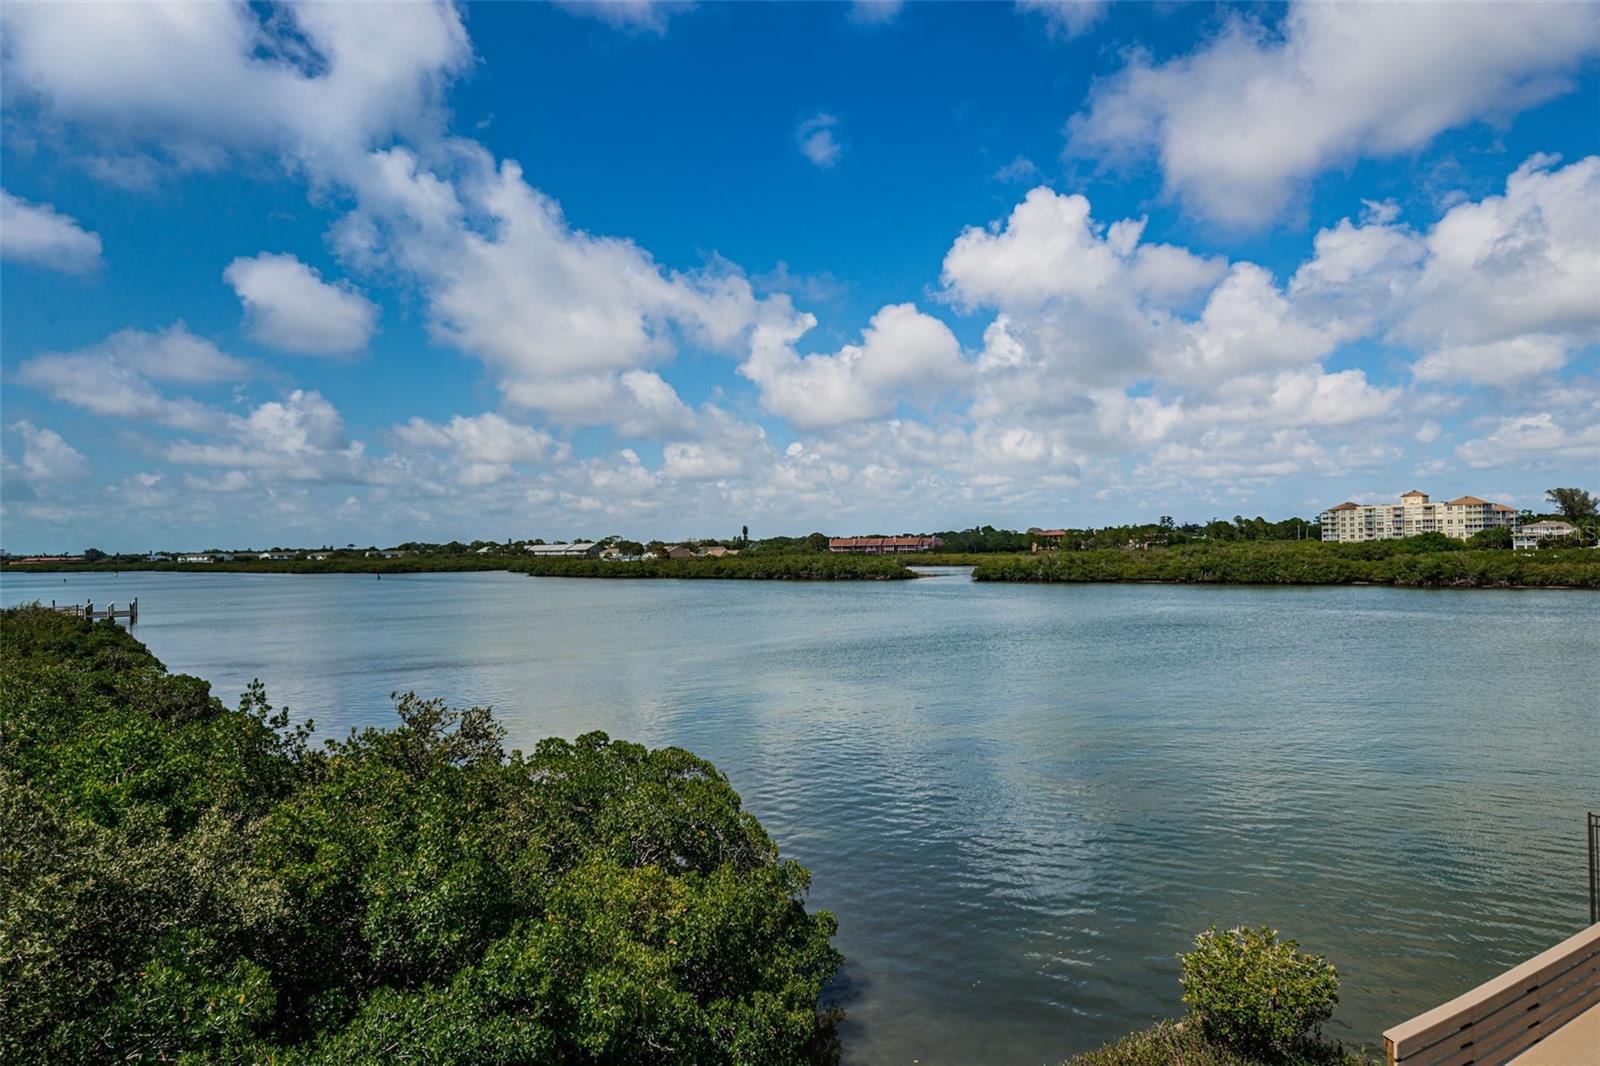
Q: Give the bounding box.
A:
[1064,1021,1372,1066]
[967,541,1600,588]
[7,540,1597,588]
[515,554,914,580]
[0,607,843,1063]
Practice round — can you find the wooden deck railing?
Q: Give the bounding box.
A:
[1383,922,1600,1066]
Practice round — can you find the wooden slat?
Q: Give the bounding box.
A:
[1388,941,1600,1056]
[1386,923,1600,1063]
[1427,953,1600,1062]
[1486,974,1600,1065]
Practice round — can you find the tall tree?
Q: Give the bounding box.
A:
[1545,488,1597,520]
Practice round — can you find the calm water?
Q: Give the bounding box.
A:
[5,569,1597,1063]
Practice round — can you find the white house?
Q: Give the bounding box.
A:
[525,542,601,557]
[1513,520,1577,551]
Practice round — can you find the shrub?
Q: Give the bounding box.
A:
[1179,926,1339,1057]
[1064,1019,1372,1066]
[0,608,842,1064]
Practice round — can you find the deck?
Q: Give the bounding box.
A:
[1384,922,1600,1066]
[1508,1001,1600,1066]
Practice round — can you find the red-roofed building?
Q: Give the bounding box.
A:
[828,536,943,555]
[1028,528,1068,551]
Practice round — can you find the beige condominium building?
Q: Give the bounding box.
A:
[1320,490,1518,542]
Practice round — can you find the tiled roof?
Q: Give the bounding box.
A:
[1325,502,1359,511]
[829,536,941,547]
[1447,496,1490,506]
[1400,490,1429,498]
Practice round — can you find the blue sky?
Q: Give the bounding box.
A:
[2,1,1597,552]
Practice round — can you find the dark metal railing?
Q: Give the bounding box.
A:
[1589,811,1599,925]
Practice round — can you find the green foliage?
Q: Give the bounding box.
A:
[931,525,1035,553]
[0,607,841,1064]
[1467,526,1513,549]
[1545,487,1597,521]
[3,553,515,575]
[516,553,914,580]
[1064,1020,1372,1066]
[970,541,1600,588]
[739,533,831,556]
[1179,927,1339,1058]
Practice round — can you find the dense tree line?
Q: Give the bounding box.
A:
[516,554,913,580]
[1,554,518,575]
[0,608,842,1064]
[970,541,1600,588]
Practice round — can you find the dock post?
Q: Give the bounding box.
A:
[130,598,139,622]
[85,600,93,620]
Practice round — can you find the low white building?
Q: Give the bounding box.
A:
[525,542,601,557]
[1513,520,1577,551]
[1320,490,1518,543]
[177,554,213,564]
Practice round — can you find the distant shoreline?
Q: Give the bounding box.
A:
[6,543,1597,589]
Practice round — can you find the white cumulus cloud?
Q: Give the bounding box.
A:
[7,421,91,482]
[395,412,565,486]
[796,113,844,168]
[1,0,471,176]
[14,324,247,431]
[0,190,103,273]
[555,1,692,35]
[740,302,968,429]
[224,253,379,357]
[1067,2,1600,227]
[1017,1,1107,40]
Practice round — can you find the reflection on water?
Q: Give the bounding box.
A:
[5,569,1597,1063]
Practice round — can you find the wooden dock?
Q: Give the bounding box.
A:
[47,598,139,622]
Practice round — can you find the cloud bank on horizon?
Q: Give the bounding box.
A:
[1,0,1596,551]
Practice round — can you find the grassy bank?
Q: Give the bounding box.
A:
[0,555,520,575]
[0,608,841,1063]
[516,553,915,580]
[1065,1022,1374,1066]
[971,542,1600,588]
[899,552,1000,567]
